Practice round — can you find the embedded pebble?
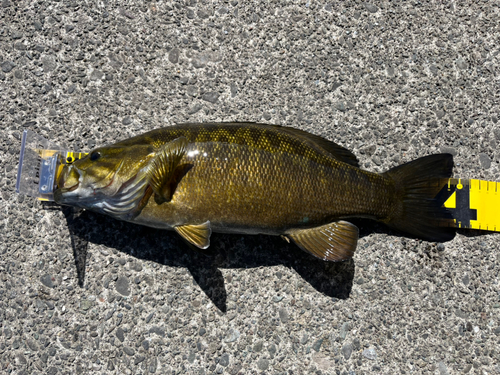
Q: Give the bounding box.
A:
[168,48,180,64]
[40,274,54,288]
[201,92,219,103]
[342,343,353,359]
[438,361,449,375]
[219,353,230,367]
[257,358,269,371]
[2,60,15,73]
[123,347,135,356]
[223,328,240,343]
[115,276,130,296]
[479,153,491,169]
[362,348,377,360]
[122,117,132,126]
[279,308,289,323]
[115,327,125,342]
[80,299,93,311]
[363,3,378,13]
[339,322,350,340]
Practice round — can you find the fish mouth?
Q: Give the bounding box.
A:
[53,165,82,204]
[54,160,126,205]
[53,161,149,219]
[53,186,77,204]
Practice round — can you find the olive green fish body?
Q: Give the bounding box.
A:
[132,127,393,233]
[55,123,454,261]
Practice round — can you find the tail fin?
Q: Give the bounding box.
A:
[383,154,455,242]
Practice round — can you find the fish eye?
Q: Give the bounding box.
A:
[90,151,101,161]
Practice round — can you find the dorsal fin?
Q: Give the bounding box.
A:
[274,125,359,167]
[214,122,358,166]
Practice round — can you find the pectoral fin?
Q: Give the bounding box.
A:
[144,137,188,204]
[285,221,358,261]
[175,221,212,249]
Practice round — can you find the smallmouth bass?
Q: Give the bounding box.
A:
[54,123,454,260]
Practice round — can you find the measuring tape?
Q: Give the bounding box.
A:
[439,178,500,232]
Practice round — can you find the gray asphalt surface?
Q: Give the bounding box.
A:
[1,1,500,374]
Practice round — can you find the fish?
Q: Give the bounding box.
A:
[54,122,455,261]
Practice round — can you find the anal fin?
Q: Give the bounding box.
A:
[175,221,212,249]
[285,221,358,261]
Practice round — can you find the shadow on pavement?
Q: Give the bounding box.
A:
[60,207,356,313]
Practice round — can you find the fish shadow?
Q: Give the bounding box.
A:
[60,207,355,312]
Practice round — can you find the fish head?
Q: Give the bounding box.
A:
[54,144,154,215]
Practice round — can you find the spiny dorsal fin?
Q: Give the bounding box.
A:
[271,125,359,167]
[285,220,358,261]
[216,123,359,167]
[144,136,188,204]
[175,221,212,249]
